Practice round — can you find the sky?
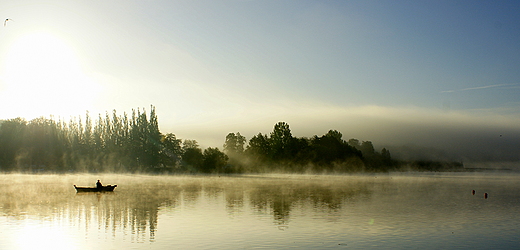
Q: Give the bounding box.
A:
[0,0,519,162]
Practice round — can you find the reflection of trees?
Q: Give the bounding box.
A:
[68,191,167,243]
[237,178,372,226]
[249,185,292,226]
[0,175,373,239]
[0,176,183,243]
[225,187,245,215]
[182,183,203,203]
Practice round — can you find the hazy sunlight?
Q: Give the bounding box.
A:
[14,222,78,250]
[0,31,101,119]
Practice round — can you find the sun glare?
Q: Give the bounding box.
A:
[14,222,78,250]
[0,31,101,120]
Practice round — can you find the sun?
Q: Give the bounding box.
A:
[0,31,101,120]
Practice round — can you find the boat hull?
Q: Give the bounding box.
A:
[74,185,117,192]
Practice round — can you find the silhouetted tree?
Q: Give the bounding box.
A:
[23,117,66,171]
[381,148,391,160]
[201,147,229,173]
[325,130,343,141]
[360,141,375,157]
[246,133,270,161]
[181,139,203,172]
[269,122,293,160]
[348,138,361,149]
[309,130,362,172]
[223,132,246,155]
[222,132,247,172]
[0,110,403,173]
[161,133,182,167]
[0,118,27,170]
[290,137,312,168]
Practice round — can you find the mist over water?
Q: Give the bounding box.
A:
[1,173,519,249]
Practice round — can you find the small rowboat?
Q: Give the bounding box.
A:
[74,185,117,192]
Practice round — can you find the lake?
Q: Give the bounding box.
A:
[0,172,519,249]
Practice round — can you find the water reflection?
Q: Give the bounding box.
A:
[70,192,160,242]
[225,186,245,216]
[247,178,371,228]
[0,175,371,241]
[0,174,179,244]
[1,173,519,249]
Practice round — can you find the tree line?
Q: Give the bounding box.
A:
[0,106,457,173]
[223,122,395,173]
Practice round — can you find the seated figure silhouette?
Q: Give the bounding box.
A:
[96,180,103,189]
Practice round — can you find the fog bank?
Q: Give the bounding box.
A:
[166,105,520,162]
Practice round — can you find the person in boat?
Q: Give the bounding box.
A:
[96,180,103,189]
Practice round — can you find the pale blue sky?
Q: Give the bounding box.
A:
[0,0,519,161]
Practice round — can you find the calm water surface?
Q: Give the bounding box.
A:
[0,172,519,249]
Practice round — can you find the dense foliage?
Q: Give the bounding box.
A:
[226,122,396,173]
[0,107,401,173]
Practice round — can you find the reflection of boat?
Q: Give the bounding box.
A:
[74,185,117,192]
